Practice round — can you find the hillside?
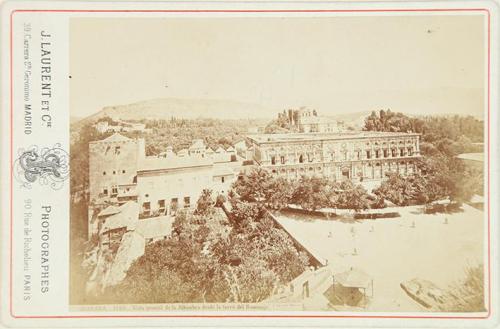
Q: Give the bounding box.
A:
[77,98,275,125]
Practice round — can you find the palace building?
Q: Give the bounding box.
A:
[87,116,421,238]
[246,131,421,181]
[278,108,345,133]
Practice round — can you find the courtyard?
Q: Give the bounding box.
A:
[274,204,485,312]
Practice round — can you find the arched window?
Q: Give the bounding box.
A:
[299,154,304,163]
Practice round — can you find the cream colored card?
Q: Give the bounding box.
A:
[0,0,499,328]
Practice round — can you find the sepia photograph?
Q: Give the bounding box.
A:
[68,15,487,313]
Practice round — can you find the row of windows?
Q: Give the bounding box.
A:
[270,161,414,174]
[264,140,416,155]
[270,161,415,176]
[270,147,415,165]
[141,197,191,217]
[102,186,119,196]
[367,147,414,159]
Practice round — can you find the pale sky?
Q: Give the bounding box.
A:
[70,15,486,118]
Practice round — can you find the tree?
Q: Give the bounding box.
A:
[195,189,214,216]
[231,169,294,209]
[231,168,271,203]
[266,177,295,210]
[291,176,334,211]
[229,200,265,232]
[102,199,308,304]
[335,180,370,211]
[363,110,484,157]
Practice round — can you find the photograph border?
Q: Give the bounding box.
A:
[8,7,492,320]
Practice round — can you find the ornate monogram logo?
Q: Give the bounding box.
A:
[13,144,69,190]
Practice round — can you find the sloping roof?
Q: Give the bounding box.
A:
[335,268,372,289]
[135,216,174,239]
[98,205,121,217]
[100,201,139,234]
[101,133,131,143]
[234,140,247,148]
[215,146,225,153]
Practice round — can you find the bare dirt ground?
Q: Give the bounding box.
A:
[275,204,485,312]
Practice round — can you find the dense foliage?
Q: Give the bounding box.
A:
[232,169,372,212]
[365,110,484,206]
[100,194,308,304]
[364,109,483,156]
[142,117,262,155]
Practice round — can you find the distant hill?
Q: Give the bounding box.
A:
[71,97,484,132]
[77,98,275,125]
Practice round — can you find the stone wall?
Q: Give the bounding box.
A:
[89,137,145,203]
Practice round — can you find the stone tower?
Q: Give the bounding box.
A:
[88,133,145,204]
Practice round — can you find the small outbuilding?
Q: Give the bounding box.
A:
[329,267,373,308]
